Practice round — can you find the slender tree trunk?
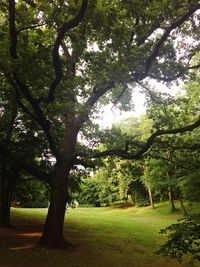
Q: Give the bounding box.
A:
[39,164,71,248]
[167,171,176,213]
[148,186,155,209]
[179,194,187,216]
[124,195,128,204]
[130,191,135,206]
[168,186,176,212]
[146,173,155,209]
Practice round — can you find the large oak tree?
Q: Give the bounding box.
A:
[0,0,200,248]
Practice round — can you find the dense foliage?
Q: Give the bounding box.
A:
[157,215,200,263]
[14,178,49,208]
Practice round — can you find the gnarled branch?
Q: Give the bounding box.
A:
[39,0,88,103]
[8,0,59,159]
[91,118,200,160]
[75,81,115,130]
[135,4,200,80]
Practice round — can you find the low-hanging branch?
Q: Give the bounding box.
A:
[90,117,200,160]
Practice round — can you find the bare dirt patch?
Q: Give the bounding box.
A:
[0,218,43,250]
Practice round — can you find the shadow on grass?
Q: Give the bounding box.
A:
[0,220,43,250]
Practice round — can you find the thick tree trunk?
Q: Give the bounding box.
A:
[0,102,17,228]
[0,186,12,227]
[0,163,14,228]
[39,114,80,249]
[148,186,155,209]
[39,164,71,248]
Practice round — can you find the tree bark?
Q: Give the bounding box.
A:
[39,163,71,248]
[145,171,155,209]
[0,97,17,227]
[148,186,155,209]
[0,180,12,227]
[129,190,135,206]
[166,171,176,213]
[0,161,15,228]
[168,186,176,213]
[179,195,187,216]
[130,195,135,206]
[0,190,12,227]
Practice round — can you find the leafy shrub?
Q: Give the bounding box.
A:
[135,191,149,207]
[157,214,200,263]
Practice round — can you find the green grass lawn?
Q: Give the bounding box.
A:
[0,202,199,267]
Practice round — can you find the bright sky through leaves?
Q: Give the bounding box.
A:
[96,81,182,128]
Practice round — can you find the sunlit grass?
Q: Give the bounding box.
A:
[0,201,199,267]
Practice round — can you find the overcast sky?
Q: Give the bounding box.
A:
[94,80,182,129]
[95,90,145,129]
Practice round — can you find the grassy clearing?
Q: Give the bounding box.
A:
[0,202,199,267]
